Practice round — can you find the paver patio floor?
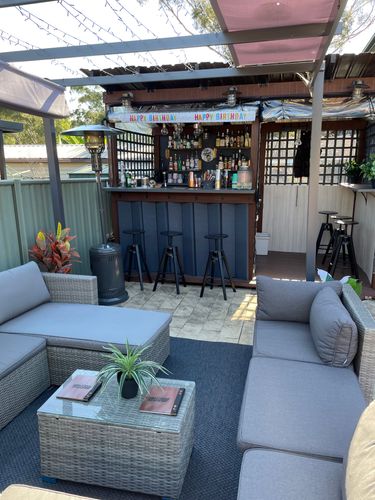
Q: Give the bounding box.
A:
[121,282,256,345]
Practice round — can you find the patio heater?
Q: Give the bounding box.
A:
[62,124,128,305]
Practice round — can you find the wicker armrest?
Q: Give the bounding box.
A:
[342,284,375,403]
[42,273,98,305]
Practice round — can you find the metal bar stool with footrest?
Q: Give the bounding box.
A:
[153,231,186,295]
[316,210,337,255]
[123,229,152,291]
[327,220,359,279]
[200,234,236,301]
[321,215,353,265]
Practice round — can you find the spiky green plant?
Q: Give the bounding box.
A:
[97,340,170,397]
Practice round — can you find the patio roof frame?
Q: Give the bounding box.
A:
[0,23,332,63]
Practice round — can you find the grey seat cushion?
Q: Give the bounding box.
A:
[237,357,365,460]
[0,302,171,350]
[0,262,50,325]
[0,333,46,381]
[237,449,343,500]
[253,320,323,364]
[256,276,342,323]
[310,287,358,367]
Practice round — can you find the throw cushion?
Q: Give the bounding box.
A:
[0,261,51,325]
[310,287,357,367]
[256,276,342,323]
[345,401,375,500]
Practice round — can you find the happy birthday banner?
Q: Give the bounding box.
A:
[108,107,257,124]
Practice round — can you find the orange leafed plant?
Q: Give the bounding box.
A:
[29,222,80,274]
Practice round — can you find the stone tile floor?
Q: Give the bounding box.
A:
[121,282,375,345]
[121,282,257,345]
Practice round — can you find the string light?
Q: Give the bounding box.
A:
[0,28,81,76]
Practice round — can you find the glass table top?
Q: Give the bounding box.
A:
[38,370,195,433]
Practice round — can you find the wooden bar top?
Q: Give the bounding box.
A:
[105,186,256,204]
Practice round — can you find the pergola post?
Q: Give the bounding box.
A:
[306,63,325,281]
[0,131,6,180]
[43,118,65,226]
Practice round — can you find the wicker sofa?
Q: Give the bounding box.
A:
[236,277,375,500]
[0,262,171,430]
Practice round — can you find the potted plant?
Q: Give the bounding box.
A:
[344,159,362,184]
[98,340,170,399]
[360,154,375,188]
[29,222,80,273]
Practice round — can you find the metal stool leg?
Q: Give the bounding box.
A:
[125,245,134,281]
[222,251,236,293]
[161,248,170,284]
[316,224,325,255]
[330,235,344,277]
[175,247,186,287]
[200,254,211,298]
[171,246,180,295]
[134,244,144,291]
[217,251,227,301]
[347,237,359,279]
[139,245,152,283]
[210,253,215,289]
[322,229,337,265]
[153,248,168,292]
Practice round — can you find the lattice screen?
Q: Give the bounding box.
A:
[265,128,360,185]
[116,130,155,178]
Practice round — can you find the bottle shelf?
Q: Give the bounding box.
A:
[215,146,251,150]
[167,148,202,152]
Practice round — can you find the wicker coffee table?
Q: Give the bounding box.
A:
[37,369,195,499]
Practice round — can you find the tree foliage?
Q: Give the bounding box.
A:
[0,86,105,145]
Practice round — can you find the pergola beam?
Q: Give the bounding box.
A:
[0,0,56,6]
[53,63,314,87]
[0,23,331,63]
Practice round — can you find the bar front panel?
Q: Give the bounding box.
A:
[115,192,253,283]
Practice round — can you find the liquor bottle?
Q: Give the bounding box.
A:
[231,154,236,171]
[215,132,221,147]
[186,156,190,169]
[233,134,237,148]
[195,152,199,169]
[186,134,191,149]
[244,131,250,148]
[168,157,173,171]
[168,136,173,148]
[236,131,241,147]
[218,155,224,169]
[173,154,178,171]
[240,132,244,147]
[190,153,194,168]
[177,156,182,172]
[182,160,186,171]
[229,131,234,147]
[220,132,225,147]
[225,128,230,147]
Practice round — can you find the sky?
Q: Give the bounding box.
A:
[0,0,373,81]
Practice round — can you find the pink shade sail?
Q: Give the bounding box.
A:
[211,0,339,67]
[235,37,327,66]
[213,0,339,31]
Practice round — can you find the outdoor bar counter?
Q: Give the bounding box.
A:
[107,187,256,286]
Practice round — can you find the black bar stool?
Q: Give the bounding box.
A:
[123,230,152,291]
[321,215,353,265]
[200,234,236,301]
[316,210,337,255]
[153,231,186,294]
[327,220,359,278]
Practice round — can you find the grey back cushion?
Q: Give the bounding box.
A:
[310,287,358,367]
[256,276,343,323]
[0,261,51,324]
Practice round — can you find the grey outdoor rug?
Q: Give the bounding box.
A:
[0,338,252,500]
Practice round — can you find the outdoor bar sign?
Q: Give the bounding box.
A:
[108,106,258,124]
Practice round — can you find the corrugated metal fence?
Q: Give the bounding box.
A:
[0,179,111,274]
